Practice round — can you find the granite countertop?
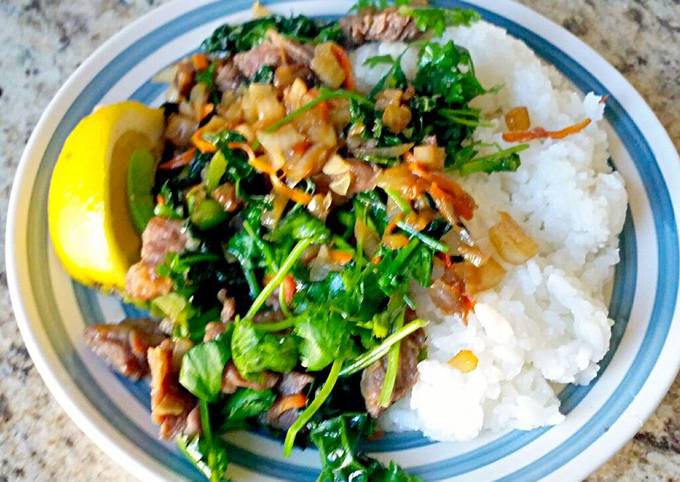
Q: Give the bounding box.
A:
[0,0,678,480]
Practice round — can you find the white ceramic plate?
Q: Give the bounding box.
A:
[7,0,680,480]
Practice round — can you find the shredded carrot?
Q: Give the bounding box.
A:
[191,128,217,153]
[276,393,307,413]
[409,165,476,220]
[270,175,313,205]
[227,142,256,161]
[156,195,166,206]
[282,275,296,305]
[371,255,382,265]
[191,53,209,71]
[249,155,278,175]
[158,148,196,170]
[330,44,356,91]
[502,118,592,142]
[383,234,410,250]
[328,250,353,265]
[199,103,214,121]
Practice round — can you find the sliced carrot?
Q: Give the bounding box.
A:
[191,53,209,71]
[270,175,313,205]
[282,275,296,305]
[328,250,353,265]
[275,393,307,414]
[158,148,196,170]
[191,128,217,153]
[502,118,592,142]
[330,44,356,91]
[199,103,214,121]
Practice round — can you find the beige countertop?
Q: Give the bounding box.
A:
[0,0,678,480]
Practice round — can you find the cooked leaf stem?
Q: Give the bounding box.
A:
[340,319,428,377]
[283,359,343,457]
[244,238,312,320]
[396,221,449,253]
[377,309,405,407]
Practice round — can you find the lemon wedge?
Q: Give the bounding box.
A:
[48,101,164,291]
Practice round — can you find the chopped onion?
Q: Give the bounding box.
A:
[455,257,506,293]
[322,154,351,176]
[262,194,288,229]
[412,145,446,170]
[307,192,333,221]
[153,65,177,84]
[329,172,352,196]
[257,125,305,171]
[489,211,539,264]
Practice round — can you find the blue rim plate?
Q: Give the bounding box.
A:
[6,0,680,480]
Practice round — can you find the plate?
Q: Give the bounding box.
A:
[6,0,680,480]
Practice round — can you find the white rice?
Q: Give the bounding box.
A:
[350,21,628,441]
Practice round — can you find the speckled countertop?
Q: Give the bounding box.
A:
[0,0,678,481]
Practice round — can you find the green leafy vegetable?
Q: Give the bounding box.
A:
[369,55,407,99]
[203,130,255,185]
[201,15,342,55]
[311,413,422,482]
[454,143,528,175]
[399,6,481,36]
[196,62,217,88]
[231,319,299,378]
[220,388,276,430]
[179,334,232,401]
[294,309,358,371]
[177,433,229,482]
[414,41,485,105]
[267,210,332,244]
[252,65,275,84]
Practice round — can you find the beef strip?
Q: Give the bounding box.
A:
[221,362,280,394]
[278,371,314,396]
[264,407,300,431]
[141,217,189,266]
[148,338,197,440]
[233,41,281,78]
[125,217,188,301]
[360,329,426,418]
[215,60,243,92]
[340,8,421,46]
[84,319,166,380]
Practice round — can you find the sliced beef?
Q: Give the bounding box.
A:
[267,30,314,66]
[148,339,197,440]
[221,362,280,394]
[215,60,243,92]
[203,321,227,342]
[340,8,421,46]
[125,261,173,301]
[83,319,166,380]
[347,159,381,196]
[278,371,314,396]
[360,329,426,418]
[265,406,300,431]
[233,41,281,78]
[217,288,237,323]
[141,217,188,266]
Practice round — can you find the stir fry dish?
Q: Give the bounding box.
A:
[48,1,612,480]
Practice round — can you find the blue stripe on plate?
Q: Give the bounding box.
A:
[25,0,677,480]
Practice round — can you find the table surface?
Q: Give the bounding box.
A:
[1,0,679,480]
